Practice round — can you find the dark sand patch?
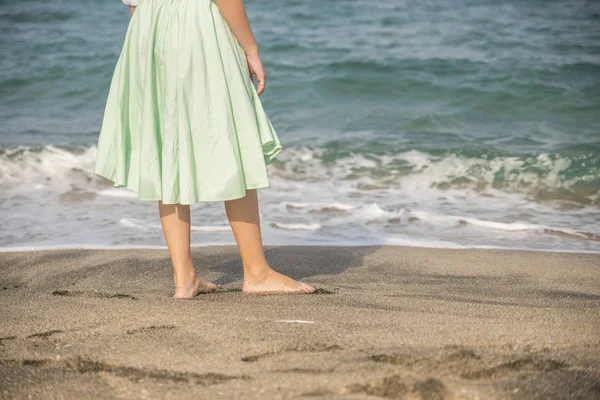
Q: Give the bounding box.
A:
[461,358,569,380]
[21,359,54,367]
[371,346,481,366]
[26,330,63,339]
[0,357,250,386]
[370,346,571,382]
[242,343,342,362]
[2,284,24,290]
[299,389,338,397]
[0,336,17,345]
[349,375,448,400]
[52,290,138,300]
[126,325,176,335]
[310,288,336,294]
[272,367,336,374]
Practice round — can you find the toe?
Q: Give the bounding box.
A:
[300,283,315,293]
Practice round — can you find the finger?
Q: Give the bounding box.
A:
[257,75,265,95]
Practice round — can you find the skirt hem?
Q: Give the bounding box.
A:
[94,170,272,205]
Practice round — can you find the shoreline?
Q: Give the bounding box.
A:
[1,245,599,399]
[1,242,600,255]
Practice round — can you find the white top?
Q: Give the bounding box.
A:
[122,0,137,6]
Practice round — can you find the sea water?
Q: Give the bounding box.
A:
[1,0,599,252]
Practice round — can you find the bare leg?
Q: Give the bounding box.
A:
[158,201,217,298]
[224,189,315,294]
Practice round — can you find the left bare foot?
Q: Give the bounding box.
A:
[242,267,316,295]
[173,274,218,299]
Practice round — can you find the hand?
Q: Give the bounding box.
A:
[246,53,266,95]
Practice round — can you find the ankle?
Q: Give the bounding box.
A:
[173,269,197,287]
[243,265,272,283]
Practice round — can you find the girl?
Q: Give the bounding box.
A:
[94,0,316,298]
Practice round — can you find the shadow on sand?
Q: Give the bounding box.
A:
[206,245,381,286]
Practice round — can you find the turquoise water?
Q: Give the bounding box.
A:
[1,0,599,251]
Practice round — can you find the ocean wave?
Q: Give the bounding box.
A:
[409,211,600,242]
[1,144,598,207]
[271,146,600,206]
[0,145,100,189]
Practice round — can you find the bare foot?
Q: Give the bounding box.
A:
[242,267,316,295]
[173,274,218,299]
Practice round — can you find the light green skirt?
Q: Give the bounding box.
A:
[94,0,282,204]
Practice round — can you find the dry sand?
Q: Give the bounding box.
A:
[0,246,599,399]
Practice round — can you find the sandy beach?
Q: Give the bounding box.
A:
[0,246,599,399]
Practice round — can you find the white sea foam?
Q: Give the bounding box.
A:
[191,225,231,232]
[119,218,149,230]
[283,202,356,212]
[0,145,99,188]
[1,144,596,199]
[0,144,598,252]
[0,244,170,252]
[272,222,322,231]
[119,217,231,232]
[97,188,138,198]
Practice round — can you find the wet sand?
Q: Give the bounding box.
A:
[0,246,599,399]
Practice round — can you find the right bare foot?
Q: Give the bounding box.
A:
[242,267,316,295]
[173,274,218,299]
